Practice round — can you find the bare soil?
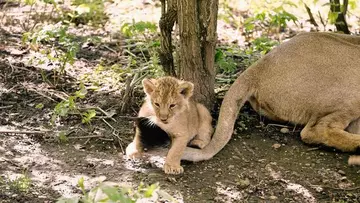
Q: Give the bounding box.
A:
[1,57,360,203]
[1,1,360,203]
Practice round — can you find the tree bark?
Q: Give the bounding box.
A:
[177,0,218,109]
[158,0,218,109]
[159,0,177,76]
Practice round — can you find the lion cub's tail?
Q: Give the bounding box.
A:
[182,71,254,162]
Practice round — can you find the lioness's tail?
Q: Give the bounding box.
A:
[181,72,254,162]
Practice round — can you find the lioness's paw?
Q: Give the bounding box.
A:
[189,139,209,149]
[163,163,184,174]
[125,142,142,159]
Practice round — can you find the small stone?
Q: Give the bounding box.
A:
[214,174,220,178]
[272,143,281,149]
[305,163,311,167]
[338,170,346,176]
[232,156,240,160]
[228,165,235,169]
[269,195,278,200]
[280,128,289,133]
[236,178,250,189]
[167,177,177,183]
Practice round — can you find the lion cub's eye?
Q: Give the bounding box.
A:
[169,104,176,108]
[154,103,160,107]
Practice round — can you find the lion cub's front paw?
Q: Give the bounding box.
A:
[189,139,209,149]
[125,142,142,159]
[163,163,184,175]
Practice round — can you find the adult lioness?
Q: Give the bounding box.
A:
[181,32,360,162]
[126,76,213,174]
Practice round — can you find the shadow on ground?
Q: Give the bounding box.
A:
[1,60,360,202]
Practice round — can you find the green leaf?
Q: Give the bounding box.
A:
[76,4,91,15]
[328,11,339,24]
[214,49,224,62]
[58,131,68,143]
[24,0,36,5]
[78,177,86,194]
[349,0,357,9]
[75,84,87,99]
[82,109,96,124]
[143,183,158,198]
[35,103,44,109]
[101,185,134,203]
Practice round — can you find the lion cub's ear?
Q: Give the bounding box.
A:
[178,81,194,99]
[142,78,156,95]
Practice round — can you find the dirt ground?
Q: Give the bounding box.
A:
[1,57,360,203]
[1,1,360,203]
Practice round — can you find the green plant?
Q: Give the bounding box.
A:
[215,49,237,74]
[51,83,96,125]
[247,37,279,55]
[0,171,32,194]
[120,20,164,77]
[244,10,297,35]
[64,0,108,26]
[56,178,176,203]
[22,23,79,84]
[120,20,157,38]
[243,1,297,39]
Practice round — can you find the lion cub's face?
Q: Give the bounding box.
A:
[142,77,194,124]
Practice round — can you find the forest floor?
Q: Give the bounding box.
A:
[1,1,360,203]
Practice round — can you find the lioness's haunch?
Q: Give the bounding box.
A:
[181,32,360,162]
[126,77,213,174]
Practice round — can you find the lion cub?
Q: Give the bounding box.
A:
[126,76,213,174]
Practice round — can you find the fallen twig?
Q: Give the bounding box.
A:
[267,123,292,128]
[26,87,57,102]
[82,106,117,122]
[0,130,50,135]
[0,105,13,109]
[306,147,320,152]
[102,118,125,154]
[68,134,104,139]
[102,45,117,53]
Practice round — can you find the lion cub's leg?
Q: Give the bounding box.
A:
[125,127,143,158]
[189,104,213,149]
[301,114,360,152]
[164,135,188,174]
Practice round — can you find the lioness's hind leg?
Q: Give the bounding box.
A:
[301,115,360,152]
[189,104,213,149]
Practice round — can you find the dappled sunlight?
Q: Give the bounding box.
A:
[286,183,316,203]
[85,156,115,167]
[2,0,360,201]
[215,182,243,202]
[122,147,167,172]
[0,134,135,198]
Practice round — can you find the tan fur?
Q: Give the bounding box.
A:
[181,32,360,162]
[125,76,213,174]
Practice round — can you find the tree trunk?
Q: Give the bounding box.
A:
[158,0,218,110]
[159,0,177,76]
[177,0,218,109]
